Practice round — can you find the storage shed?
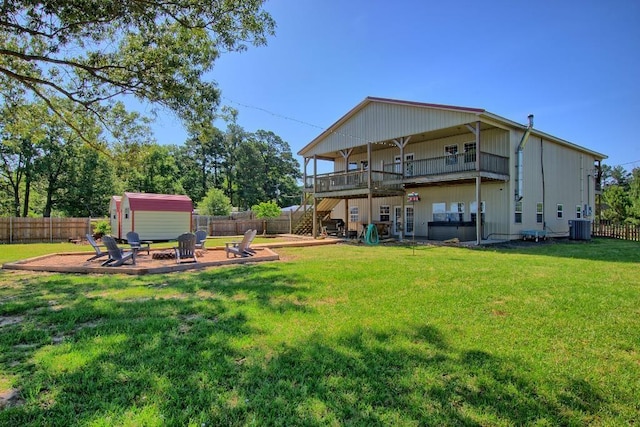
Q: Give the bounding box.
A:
[109,196,122,239]
[120,192,193,241]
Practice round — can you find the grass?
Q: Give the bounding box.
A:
[0,238,639,425]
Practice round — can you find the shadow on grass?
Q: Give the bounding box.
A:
[0,265,613,425]
[216,326,608,426]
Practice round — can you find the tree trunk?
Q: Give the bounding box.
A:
[22,164,32,217]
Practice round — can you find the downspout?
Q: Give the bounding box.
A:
[515,114,535,201]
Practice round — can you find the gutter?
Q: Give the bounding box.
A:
[515,114,534,201]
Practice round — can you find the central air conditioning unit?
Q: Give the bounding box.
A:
[569,220,592,241]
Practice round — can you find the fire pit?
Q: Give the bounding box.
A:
[152,251,175,260]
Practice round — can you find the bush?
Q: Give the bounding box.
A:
[198,188,232,216]
[93,220,111,238]
[252,201,281,235]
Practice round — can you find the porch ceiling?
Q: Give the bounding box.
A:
[322,122,497,159]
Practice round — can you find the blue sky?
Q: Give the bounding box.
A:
[149,0,640,172]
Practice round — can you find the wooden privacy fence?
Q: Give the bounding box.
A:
[192,211,304,236]
[592,222,640,242]
[0,212,306,243]
[0,217,93,243]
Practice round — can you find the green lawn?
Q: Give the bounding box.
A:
[0,238,638,426]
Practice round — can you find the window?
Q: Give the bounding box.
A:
[470,201,485,223]
[380,205,390,222]
[124,208,130,219]
[464,142,476,163]
[445,144,458,165]
[449,202,465,222]
[515,201,522,223]
[557,204,563,219]
[360,160,368,171]
[432,202,447,222]
[348,162,358,171]
[404,153,414,177]
[394,155,402,174]
[350,206,359,223]
[536,202,543,223]
[576,205,582,219]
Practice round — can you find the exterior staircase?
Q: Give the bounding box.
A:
[292,198,340,236]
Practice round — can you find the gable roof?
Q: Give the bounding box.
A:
[298,97,485,156]
[298,96,606,160]
[110,196,121,211]
[124,192,193,212]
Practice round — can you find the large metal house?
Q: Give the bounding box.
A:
[298,97,606,243]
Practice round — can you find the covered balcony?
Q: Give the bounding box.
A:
[305,151,509,197]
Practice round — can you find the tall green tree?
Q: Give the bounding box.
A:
[235,129,301,209]
[220,106,245,206]
[602,185,631,223]
[1,0,275,144]
[177,123,225,202]
[627,167,640,224]
[59,147,116,217]
[128,144,184,194]
[0,99,45,216]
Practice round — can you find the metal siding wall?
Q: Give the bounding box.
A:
[520,136,544,230]
[312,103,479,157]
[333,183,510,239]
[334,128,510,170]
[135,211,191,240]
[542,140,593,234]
[512,134,596,237]
[410,183,509,239]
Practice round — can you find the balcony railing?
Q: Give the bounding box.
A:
[384,151,509,177]
[305,151,509,192]
[306,170,403,192]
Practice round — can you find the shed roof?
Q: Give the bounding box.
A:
[111,196,121,211]
[124,192,193,212]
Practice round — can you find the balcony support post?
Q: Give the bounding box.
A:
[344,198,349,236]
[475,121,482,245]
[367,142,373,230]
[313,155,318,238]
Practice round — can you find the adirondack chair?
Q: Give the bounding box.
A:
[86,233,111,261]
[101,235,136,267]
[225,229,257,258]
[173,232,198,263]
[194,230,207,251]
[126,231,150,255]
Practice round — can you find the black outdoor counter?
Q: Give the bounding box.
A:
[428,221,481,241]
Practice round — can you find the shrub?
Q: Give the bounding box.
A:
[93,220,111,238]
[198,188,232,216]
